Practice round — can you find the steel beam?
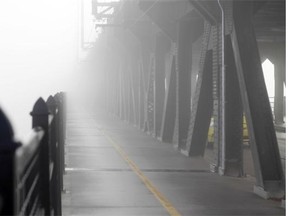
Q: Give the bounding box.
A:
[210,24,221,173]
[186,49,213,156]
[138,0,183,41]
[185,22,212,156]
[123,60,130,122]
[144,54,156,135]
[92,0,120,20]
[176,13,204,150]
[231,1,284,198]
[116,65,121,117]
[161,47,176,143]
[154,33,169,138]
[130,56,140,126]
[274,61,285,124]
[127,63,135,124]
[120,62,127,121]
[138,59,145,129]
[188,0,220,25]
[222,35,243,177]
[139,48,150,130]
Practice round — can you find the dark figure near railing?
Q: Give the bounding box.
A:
[0,92,66,216]
[0,108,21,215]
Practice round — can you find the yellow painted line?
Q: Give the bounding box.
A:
[102,133,182,216]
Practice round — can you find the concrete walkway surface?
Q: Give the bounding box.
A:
[62,110,285,216]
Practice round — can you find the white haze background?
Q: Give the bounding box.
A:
[0,0,278,141]
[0,0,79,140]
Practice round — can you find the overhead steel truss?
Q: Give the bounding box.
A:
[92,0,285,199]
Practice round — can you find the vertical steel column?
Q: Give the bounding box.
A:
[223,34,243,177]
[218,0,226,175]
[173,45,180,145]
[140,48,150,130]
[127,52,140,124]
[211,2,243,177]
[118,63,122,118]
[186,22,212,156]
[126,60,132,123]
[190,38,202,106]
[144,54,156,135]
[210,24,221,172]
[120,62,126,120]
[117,65,121,117]
[31,98,51,215]
[138,59,145,129]
[107,62,114,114]
[127,62,133,124]
[110,60,118,117]
[131,55,140,126]
[124,59,130,122]
[175,17,194,149]
[46,96,62,216]
[274,57,285,124]
[161,44,177,142]
[154,33,167,138]
[112,68,119,116]
[231,1,284,198]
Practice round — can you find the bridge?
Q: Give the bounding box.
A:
[0,0,286,215]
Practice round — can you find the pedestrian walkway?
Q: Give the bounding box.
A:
[62,110,285,216]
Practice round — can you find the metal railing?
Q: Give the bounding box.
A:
[0,92,66,216]
[269,96,286,124]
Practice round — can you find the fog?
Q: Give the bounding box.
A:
[0,0,79,140]
[0,0,280,142]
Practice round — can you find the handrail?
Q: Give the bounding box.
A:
[14,128,44,215]
[0,92,66,216]
[14,128,44,176]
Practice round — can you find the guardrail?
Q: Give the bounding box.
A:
[0,92,66,216]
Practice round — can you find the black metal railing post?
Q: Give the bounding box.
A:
[54,93,65,191]
[30,98,51,215]
[46,95,62,215]
[61,92,67,141]
[0,93,65,215]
